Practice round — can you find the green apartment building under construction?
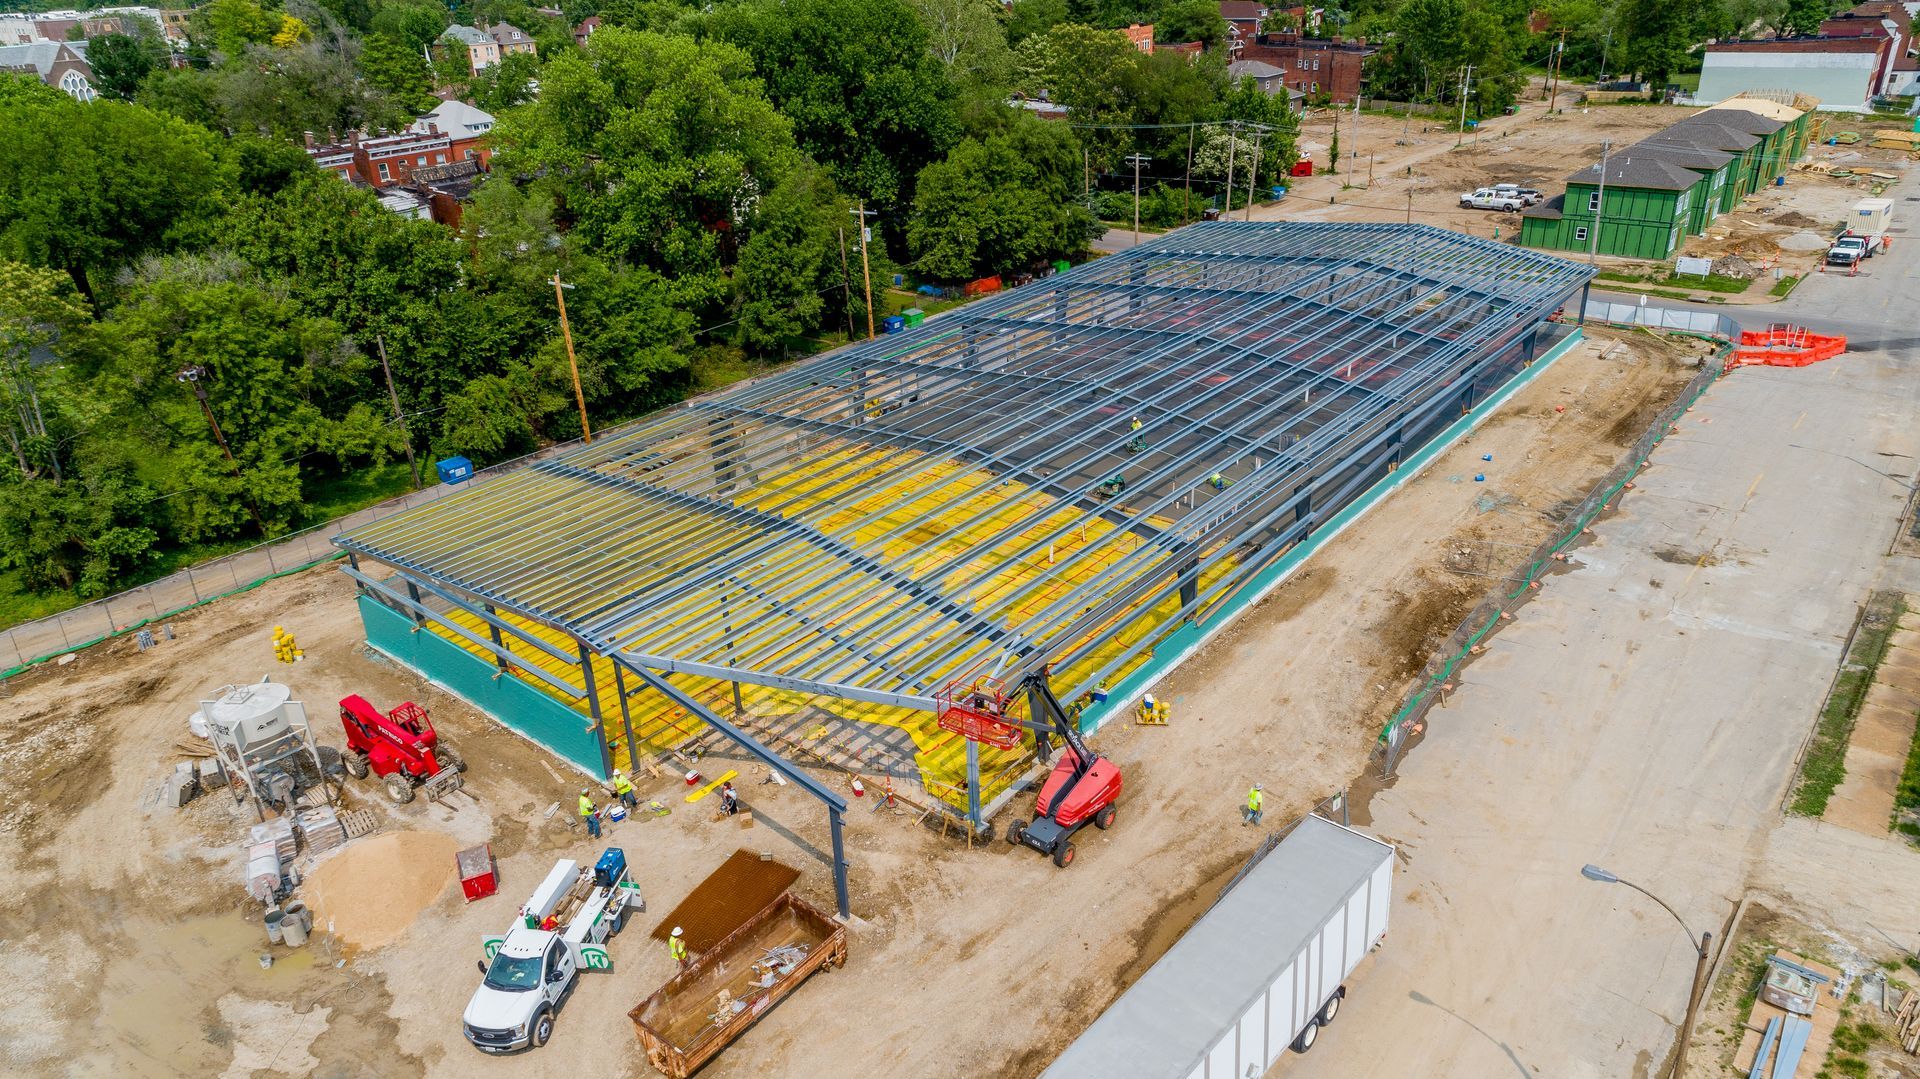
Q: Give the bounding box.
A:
[1521,97,1814,261]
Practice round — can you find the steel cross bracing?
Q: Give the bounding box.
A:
[338,222,1594,714]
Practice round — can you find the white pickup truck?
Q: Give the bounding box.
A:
[463,848,643,1053]
[1460,187,1526,212]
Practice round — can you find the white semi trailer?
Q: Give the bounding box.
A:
[1042,814,1393,1078]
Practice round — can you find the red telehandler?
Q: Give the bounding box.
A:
[338,694,467,804]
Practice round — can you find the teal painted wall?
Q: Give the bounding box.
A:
[357,593,608,776]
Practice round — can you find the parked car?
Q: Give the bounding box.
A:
[1827,235,1870,267]
[1492,183,1543,205]
[1460,188,1525,212]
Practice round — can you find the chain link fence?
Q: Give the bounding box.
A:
[1378,309,1737,774]
[0,442,575,677]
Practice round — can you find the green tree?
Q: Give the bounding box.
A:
[908,114,1098,279]
[0,95,230,303]
[0,453,161,594]
[1015,23,1143,165]
[910,0,1012,91]
[0,262,88,481]
[358,32,439,114]
[468,51,542,112]
[708,0,959,211]
[1153,0,1226,47]
[1005,0,1067,44]
[1779,0,1833,36]
[733,164,843,354]
[218,41,394,138]
[193,0,283,58]
[490,27,802,308]
[369,0,450,48]
[88,18,171,101]
[1620,0,1695,87]
[136,66,227,128]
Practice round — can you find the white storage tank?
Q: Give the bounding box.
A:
[1042,814,1393,1079]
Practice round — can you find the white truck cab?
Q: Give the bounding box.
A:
[463,848,641,1053]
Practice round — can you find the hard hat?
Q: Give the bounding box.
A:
[1254,784,1262,790]
[672,926,683,936]
[581,788,590,795]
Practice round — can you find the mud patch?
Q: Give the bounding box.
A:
[216,995,330,1079]
[1654,546,1720,567]
[1261,567,1340,624]
[1377,574,1480,680]
[1112,851,1247,993]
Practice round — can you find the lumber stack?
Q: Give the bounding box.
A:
[1896,989,1920,1055]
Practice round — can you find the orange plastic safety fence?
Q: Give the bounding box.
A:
[1727,327,1846,371]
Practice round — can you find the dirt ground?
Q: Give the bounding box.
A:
[1268,99,1917,303]
[0,327,1703,1079]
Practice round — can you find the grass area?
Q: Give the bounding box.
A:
[1790,591,1907,816]
[1770,274,1802,298]
[1597,268,1752,295]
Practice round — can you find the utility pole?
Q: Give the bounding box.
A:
[1222,123,1237,216]
[1351,84,1363,182]
[552,272,590,443]
[376,335,421,490]
[175,364,266,536]
[1125,153,1150,244]
[1184,127,1195,221]
[851,203,876,340]
[1453,66,1473,147]
[835,227,855,338]
[1589,139,1611,264]
[1548,30,1566,112]
[1406,189,1413,223]
[1244,133,1262,221]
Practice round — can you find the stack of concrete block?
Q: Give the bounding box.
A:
[297,807,346,854]
[166,762,199,808]
[250,816,297,862]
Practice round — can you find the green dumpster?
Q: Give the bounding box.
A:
[902,307,926,327]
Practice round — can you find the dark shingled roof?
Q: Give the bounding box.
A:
[1522,192,1566,220]
[1565,155,1704,192]
[1646,122,1761,153]
[1693,106,1786,136]
[1629,140,1736,172]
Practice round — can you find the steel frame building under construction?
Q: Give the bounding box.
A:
[338,221,1594,911]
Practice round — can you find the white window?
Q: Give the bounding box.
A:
[1670,227,1680,249]
[434,153,446,163]
[465,149,478,160]
[1311,58,1320,71]
[1587,191,1601,211]
[377,162,390,180]
[1574,226,1589,242]
[1311,81,1319,93]
[1676,190,1690,216]
[416,156,426,166]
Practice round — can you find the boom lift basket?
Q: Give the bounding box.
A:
[936,677,1022,751]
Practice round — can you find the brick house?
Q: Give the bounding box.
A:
[574,16,601,46]
[1124,23,1153,53]
[1219,1,1265,55]
[1818,3,1912,94]
[1236,33,1374,102]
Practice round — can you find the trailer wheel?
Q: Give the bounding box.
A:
[1291,1020,1318,1053]
[344,752,370,780]
[1007,820,1026,846]
[531,1009,553,1048]
[385,774,416,804]
[1053,842,1075,868]
[1318,988,1344,1025]
[1094,804,1116,830]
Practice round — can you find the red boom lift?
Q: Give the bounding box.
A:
[990,670,1123,868]
[338,694,467,804]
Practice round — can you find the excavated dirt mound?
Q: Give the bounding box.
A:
[651,849,799,953]
[1773,211,1819,227]
[304,831,458,950]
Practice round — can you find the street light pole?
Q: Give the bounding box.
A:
[1125,153,1150,243]
[1581,865,1713,1079]
[851,203,877,340]
[551,272,591,443]
[1589,139,1612,264]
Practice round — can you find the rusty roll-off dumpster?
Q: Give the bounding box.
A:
[629,892,848,1078]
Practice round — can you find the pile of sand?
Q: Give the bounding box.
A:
[1778,231,1829,252]
[304,831,459,950]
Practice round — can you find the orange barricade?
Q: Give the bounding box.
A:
[1726,325,1846,370]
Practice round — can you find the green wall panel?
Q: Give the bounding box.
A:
[357,593,608,776]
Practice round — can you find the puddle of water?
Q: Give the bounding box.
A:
[96,911,333,1076]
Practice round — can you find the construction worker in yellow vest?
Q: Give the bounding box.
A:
[1243,784,1263,826]
[579,789,601,839]
[669,927,689,971]
[612,772,637,810]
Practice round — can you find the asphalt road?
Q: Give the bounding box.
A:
[1286,176,1920,1078]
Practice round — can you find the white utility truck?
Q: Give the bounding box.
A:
[1460,187,1525,211]
[463,848,642,1053]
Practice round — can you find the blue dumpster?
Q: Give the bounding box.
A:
[1269,185,1288,200]
[881,315,906,334]
[436,456,474,484]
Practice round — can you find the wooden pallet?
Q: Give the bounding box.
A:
[341,809,381,839]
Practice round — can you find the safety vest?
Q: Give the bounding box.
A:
[578,795,595,818]
[1247,788,1262,812]
[669,936,687,960]
[612,774,633,796]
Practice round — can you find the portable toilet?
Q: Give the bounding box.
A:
[902,308,925,327]
[436,456,474,484]
[881,315,906,334]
